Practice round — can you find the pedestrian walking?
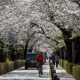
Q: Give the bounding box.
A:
[36,52,44,77]
[52,54,55,65]
[55,55,59,67]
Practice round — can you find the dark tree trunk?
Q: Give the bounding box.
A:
[61,29,72,62]
[59,47,66,60]
[65,40,72,62]
[0,49,4,62]
[60,48,64,60]
[24,41,29,59]
[0,40,5,62]
[9,44,17,61]
[54,23,73,62]
[72,37,80,64]
[59,49,62,59]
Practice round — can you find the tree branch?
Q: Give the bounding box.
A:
[71,0,80,7]
[29,21,59,43]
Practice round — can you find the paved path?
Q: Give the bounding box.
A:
[54,66,75,80]
[0,60,51,80]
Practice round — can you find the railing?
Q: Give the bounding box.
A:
[49,59,60,80]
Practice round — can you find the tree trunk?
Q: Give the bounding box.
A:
[72,37,80,64]
[60,48,64,60]
[62,30,72,62]
[0,48,4,62]
[24,41,29,59]
[65,40,72,62]
[54,23,73,62]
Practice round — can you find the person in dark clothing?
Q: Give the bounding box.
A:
[55,55,59,67]
[52,54,55,65]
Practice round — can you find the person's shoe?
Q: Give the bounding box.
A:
[39,74,41,77]
[41,72,43,75]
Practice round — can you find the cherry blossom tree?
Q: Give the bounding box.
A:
[0,0,80,63]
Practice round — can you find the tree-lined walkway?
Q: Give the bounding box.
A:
[0,60,51,80]
[54,66,75,80]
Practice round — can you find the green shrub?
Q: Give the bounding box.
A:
[13,60,25,69]
[67,62,74,75]
[22,60,25,65]
[59,60,74,75]
[4,61,14,73]
[4,62,10,73]
[73,65,80,80]
[17,60,25,67]
[17,60,22,68]
[62,60,74,75]
[63,60,68,70]
[0,60,25,75]
[9,61,14,71]
[59,60,80,80]
[59,59,64,68]
[0,63,5,75]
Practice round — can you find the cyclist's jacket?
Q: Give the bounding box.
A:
[36,54,44,63]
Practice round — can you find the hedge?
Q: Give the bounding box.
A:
[59,59,64,68]
[0,63,5,75]
[73,65,80,80]
[67,62,74,75]
[4,61,14,73]
[63,60,68,70]
[59,59,80,80]
[13,60,25,69]
[0,60,25,75]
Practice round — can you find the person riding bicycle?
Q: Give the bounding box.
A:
[36,52,44,77]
